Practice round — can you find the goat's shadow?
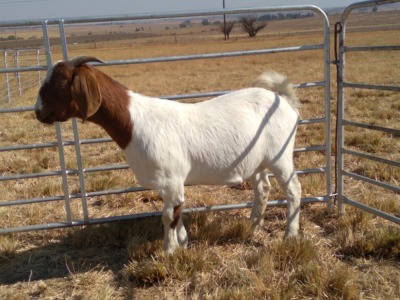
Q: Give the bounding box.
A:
[0,217,164,285]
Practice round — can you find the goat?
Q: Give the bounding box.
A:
[35,56,302,254]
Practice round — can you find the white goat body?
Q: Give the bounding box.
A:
[125,87,297,187]
[35,57,302,254]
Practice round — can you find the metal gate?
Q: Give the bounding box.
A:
[336,0,400,224]
[0,6,332,233]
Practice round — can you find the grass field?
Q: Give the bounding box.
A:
[0,9,399,299]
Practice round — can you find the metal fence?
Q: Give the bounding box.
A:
[0,5,333,234]
[0,48,45,102]
[336,0,400,224]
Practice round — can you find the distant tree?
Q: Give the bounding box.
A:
[239,16,267,38]
[201,18,210,26]
[179,20,191,29]
[220,21,235,40]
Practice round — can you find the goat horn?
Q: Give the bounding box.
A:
[69,56,104,68]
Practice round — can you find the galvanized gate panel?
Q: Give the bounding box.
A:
[336,0,400,224]
[0,6,332,233]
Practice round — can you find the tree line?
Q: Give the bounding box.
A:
[207,12,315,39]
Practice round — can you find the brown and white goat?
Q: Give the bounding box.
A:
[35,56,301,254]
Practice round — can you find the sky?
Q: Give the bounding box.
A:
[0,0,359,22]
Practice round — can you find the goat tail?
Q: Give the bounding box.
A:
[252,71,300,113]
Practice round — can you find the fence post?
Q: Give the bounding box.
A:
[15,50,22,96]
[4,51,11,101]
[336,18,346,215]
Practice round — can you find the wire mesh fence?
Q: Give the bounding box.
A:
[0,48,45,102]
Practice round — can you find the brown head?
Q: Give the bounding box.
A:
[35,56,104,124]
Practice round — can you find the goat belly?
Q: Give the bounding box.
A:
[123,141,190,189]
[183,147,265,186]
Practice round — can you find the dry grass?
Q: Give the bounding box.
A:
[0,205,398,299]
[0,10,399,299]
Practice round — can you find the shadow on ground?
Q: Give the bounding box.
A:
[0,217,164,284]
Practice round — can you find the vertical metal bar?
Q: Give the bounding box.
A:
[59,20,69,60]
[15,50,22,96]
[322,12,332,213]
[36,49,41,85]
[42,21,52,67]
[336,19,346,215]
[42,20,73,224]
[4,51,11,101]
[59,19,90,223]
[223,0,226,40]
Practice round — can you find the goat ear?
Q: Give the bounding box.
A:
[72,67,101,122]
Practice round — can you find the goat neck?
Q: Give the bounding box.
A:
[88,68,133,149]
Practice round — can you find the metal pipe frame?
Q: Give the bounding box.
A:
[336,0,400,221]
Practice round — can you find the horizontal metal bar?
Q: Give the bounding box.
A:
[0,106,35,113]
[1,80,324,115]
[343,196,400,225]
[0,196,328,234]
[0,142,59,152]
[0,195,64,207]
[0,121,326,145]
[0,186,147,207]
[162,91,228,101]
[103,45,324,67]
[0,171,62,181]
[1,45,322,74]
[341,170,400,193]
[343,148,400,168]
[0,5,328,27]
[1,160,325,183]
[0,163,129,181]
[297,81,326,88]
[341,0,400,23]
[344,45,400,52]
[343,82,400,92]
[79,137,113,144]
[0,65,46,74]
[84,186,149,198]
[298,117,326,125]
[0,138,114,152]
[1,167,325,207]
[83,164,129,173]
[342,119,400,135]
[260,167,326,178]
[71,167,326,200]
[167,80,326,103]
[0,140,325,156]
[296,167,326,175]
[294,145,326,153]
